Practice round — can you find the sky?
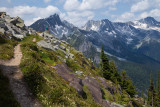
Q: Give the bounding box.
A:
[0,0,160,27]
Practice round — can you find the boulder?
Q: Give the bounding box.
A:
[43,32,54,38]
[0,12,6,18]
[51,40,60,45]
[68,53,74,59]
[0,28,5,34]
[59,45,66,51]
[10,17,25,28]
[37,40,55,51]
[75,71,83,75]
[4,15,12,23]
[13,34,24,40]
[98,77,117,95]
[28,28,37,35]
[0,20,6,28]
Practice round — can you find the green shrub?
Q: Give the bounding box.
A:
[49,87,64,103]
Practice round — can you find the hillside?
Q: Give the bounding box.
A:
[0,13,145,107]
[30,14,160,93]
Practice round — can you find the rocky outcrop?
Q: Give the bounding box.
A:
[37,32,74,59]
[54,63,124,107]
[54,64,85,96]
[0,12,35,40]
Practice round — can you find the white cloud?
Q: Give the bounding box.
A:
[115,0,160,22]
[131,0,149,12]
[44,0,51,3]
[109,7,117,11]
[64,0,120,11]
[64,0,80,11]
[7,0,11,3]
[63,0,120,27]
[115,12,135,22]
[64,11,94,26]
[139,9,160,19]
[0,5,60,26]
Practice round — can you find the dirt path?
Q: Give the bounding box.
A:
[0,44,41,107]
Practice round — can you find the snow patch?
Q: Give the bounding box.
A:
[126,38,133,44]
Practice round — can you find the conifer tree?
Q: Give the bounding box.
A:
[155,72,160,106]
[148,72,155,106]
[109,61,121,83]
[156,72,160,92]
[121,71,136,97]
[100,45,110,79]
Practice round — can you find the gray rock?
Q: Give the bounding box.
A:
[75,71,83,75]
[0,12,6,18]
[13,34,24,40]
[51,40,60,45]
[4,15,12,23]
[10,17,25,28]
[54,64,85,96]
[111,102,124,107]
[59,45,66,51]
[82,76,110,107]
[28,28,37,35]
[37,40,55,51]
[98,77,117,95]
[0,28,5,34]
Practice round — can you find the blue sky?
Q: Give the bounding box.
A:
[0,0,160,26]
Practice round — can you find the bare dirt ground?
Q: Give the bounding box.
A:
[0,44,41,107]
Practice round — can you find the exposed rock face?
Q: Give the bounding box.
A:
[54,63,124,107]
[98,77,118,95]
[82,76,110,107]
[0,12,34,40]
[54,64,85,96]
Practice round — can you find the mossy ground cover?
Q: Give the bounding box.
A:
[0,68,20,107]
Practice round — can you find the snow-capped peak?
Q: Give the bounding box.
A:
[131,17,160,31]
[81,20,102,31]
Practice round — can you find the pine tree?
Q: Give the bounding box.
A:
[109,61,121,83]
[148,72,155,106]
[154,72,160,106]
[120,71,136,97]
[157,72,160,92]
[100,45,110,79]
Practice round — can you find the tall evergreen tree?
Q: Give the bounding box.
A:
[148,72,155,106]
[100,45,110,79]
[154,72,160,106]
[121,71,136,97]
[109,61,121,83]
[156,72,160,92]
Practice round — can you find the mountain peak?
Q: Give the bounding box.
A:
[139,16,158,24]
[48,13,60,19]
[143,16,156,22]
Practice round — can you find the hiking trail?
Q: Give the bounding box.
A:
[0,44,41,107]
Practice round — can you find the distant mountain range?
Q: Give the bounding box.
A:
[30,14,160,92]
